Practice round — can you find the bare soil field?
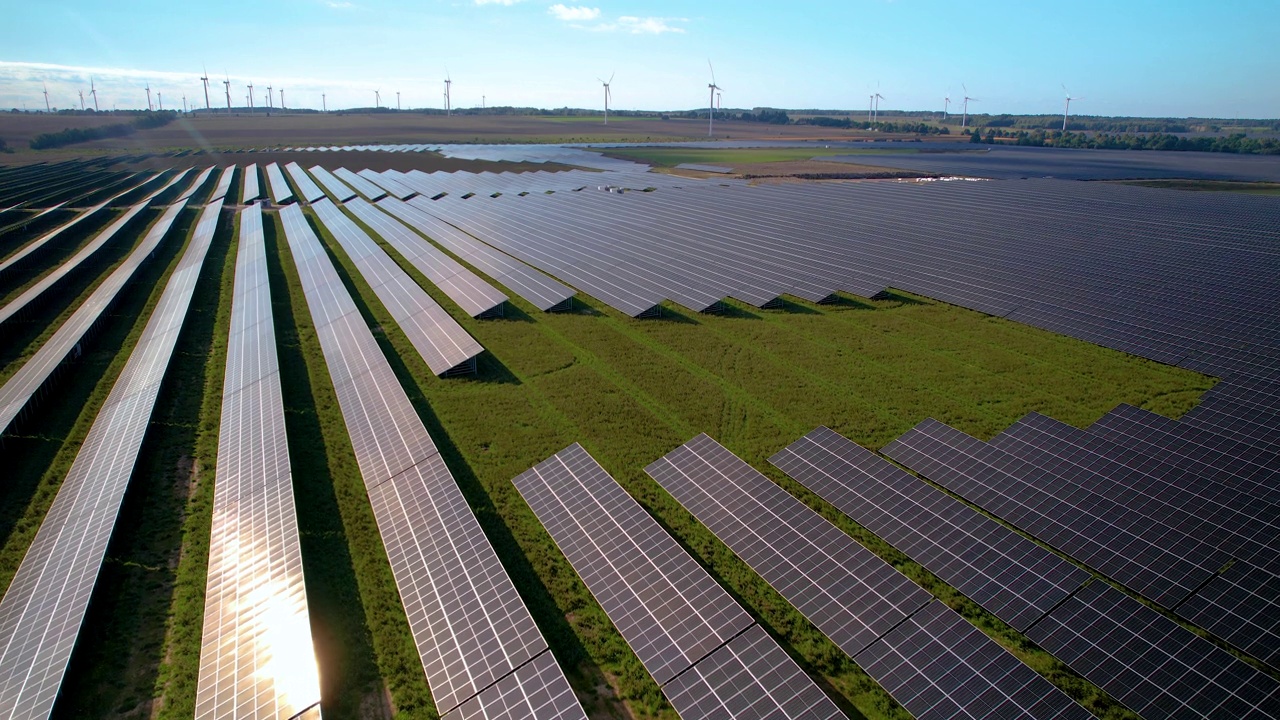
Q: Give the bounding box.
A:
[101,150,566,175]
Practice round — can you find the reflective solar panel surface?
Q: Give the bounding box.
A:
[195,203,321,720]
[264,162,294,205]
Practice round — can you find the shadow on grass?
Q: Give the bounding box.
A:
[489,301,535,323]
[876,289,929,307]
[821,293,879,311]
[472,350,523,386]
[714,301,762,320]
[651,304,700,325]
[770,297,822,315]
[264,216,385,719]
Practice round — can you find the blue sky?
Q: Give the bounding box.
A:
[1,0,1277,118]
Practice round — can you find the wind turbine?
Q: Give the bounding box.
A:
[223,72,231,113]
[444,69,452,115]
[183,94,187,113]
[873,89,885,122]
[200,65,211,110]
[78,89,85,111]
[145,82,152,111]
[598,72,614,124]
[943,90,951,121]
[868,94,874,122]
[322,93,326,112]
[158,92,163,111]
[266,84,273,109]
[717,92,722,110]
[280,87,285,110]
[247,82,254,112]
[374,89,380,108]
[706,60,722,138]
[397,90,401,110]
[1061,84,1082,131]
[961,83,978,128]
[42,81,50,112]
[90,77,99,111]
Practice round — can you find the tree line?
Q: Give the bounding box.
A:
[29,111,178,150]
[965,128,1280,154]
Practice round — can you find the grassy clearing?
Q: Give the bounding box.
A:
[603,147,918,167]
[51,207,234,719]
[1119,179,1280,195]
[306,200,1208,719]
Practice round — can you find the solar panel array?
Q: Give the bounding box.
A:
[195,203,320,720]
[647,434,1090,720]
[0,197,223,720]
[208,166,236,202]
[776,425,1280,718]
[0,169,196,328]
[0,193,196,437]
[332,167,387,201]
[513,443,846,720]
[769,426,1089,632]
[359,168,417,200]
[377,197,575,312]
[342,197,507,318]
[310,198,484,376]
[278,203,585,718]
[264,162,295,205]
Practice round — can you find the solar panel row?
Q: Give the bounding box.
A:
[0,168,196,328]
[378,197,575,312]
[241,163,262,205]
[0,197,224,720]
[277,203,585,718]
[647,434,1090,720]
[775,425,1280,718]
[194,203,320,720]
[306,165,357,203]
[0,191,198,438]
[285,162,326,204]
[513,443,846,720]
[342,197,507,318]
[208,166,236,202]
[310,198,484,376]
[332,167,387,201]
[265,163,295,205]
[359,168,417,200]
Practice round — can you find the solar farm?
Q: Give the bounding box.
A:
[0,141,1277,720]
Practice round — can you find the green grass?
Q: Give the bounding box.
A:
[296,202,1210,719]
[1120,179,1280,196]
[603,147,918,167]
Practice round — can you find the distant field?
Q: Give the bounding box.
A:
[603,146,918,167]
[1121,179,1280,195]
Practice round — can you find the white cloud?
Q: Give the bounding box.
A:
[549,4,601,21]
[615,16,685,33]
[324,1,356,8]
[473,0,523,5]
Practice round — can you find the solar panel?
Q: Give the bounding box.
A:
[208,165,236,201]
[285,162,326,204]
[661,625,846,720]
[241,163,262,204]
[513,443,845,719]
[855,600,1091,720]
[342,197,507,318]
[881,419,1215,608]
[644,434,931,656]
[265,163,295,205]
[1027,581,1280,719]
[1177,561,1280,669]
[0,198,224,720]
[512,443,752,685]
[359,169,417,200]
[769,426,1089,632]
[278,204,583,716]
[307,165,358,203]
[444,650,587,720]
[194,203,320,720]
[311,198,483,376]
[332,167,388,201]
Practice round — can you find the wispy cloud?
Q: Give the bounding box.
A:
[473,0,523,5]
[614,16,685,34]
[549,4,600,21]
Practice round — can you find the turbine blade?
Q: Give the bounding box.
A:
[608,71,615,84]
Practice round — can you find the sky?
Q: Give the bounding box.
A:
[0,0,1277,118]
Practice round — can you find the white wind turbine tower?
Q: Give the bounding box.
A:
[78,89,85,111]
[1061,84,1082,131]
[444,69,452,116]
[90,77,99,111]
[266,85,273,109]
[280,88,285,110]
[873,89,885,122]
[397,91,401,110]
[158,92,163,111]
[706,60,722,137]
[943,90,951,121]
[322,93,327,112]
[183,94,187,113]
[247,82,255,113]
[42,82,50,112]
[200,66,211,110]
[868,93,874,122]
[223,73,231,113]
[598,72,614,124]
[145,83,152,111]
[961,83,978,128]
[374,89,380,108]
